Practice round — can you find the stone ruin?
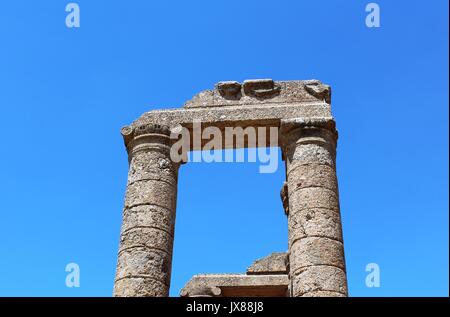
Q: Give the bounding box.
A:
[113,79,348,297]
[181,253,289,297]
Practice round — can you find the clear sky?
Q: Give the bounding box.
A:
[0,0,448,297]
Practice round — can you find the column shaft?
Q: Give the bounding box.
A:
[114,124,178,297]
[281,119,347,297]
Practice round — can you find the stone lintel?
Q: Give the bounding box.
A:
[122,80,334,150]
[180,274,289,297]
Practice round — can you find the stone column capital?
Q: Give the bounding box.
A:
[279,118,338,161]
[280,117,337,139]
[121,123,174,157]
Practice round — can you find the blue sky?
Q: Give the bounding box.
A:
[0,0,448,297]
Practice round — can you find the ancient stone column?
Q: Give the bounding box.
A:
[114,123,179,297]
[280,118,348,297]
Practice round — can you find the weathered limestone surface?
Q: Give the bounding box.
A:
[181,252,289,297]
[247,252,288,275]
[281,118,347,297]
[122,79,333,150]
[115,79,347,297]
[180,274,289,297]
[114,125,179,297]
